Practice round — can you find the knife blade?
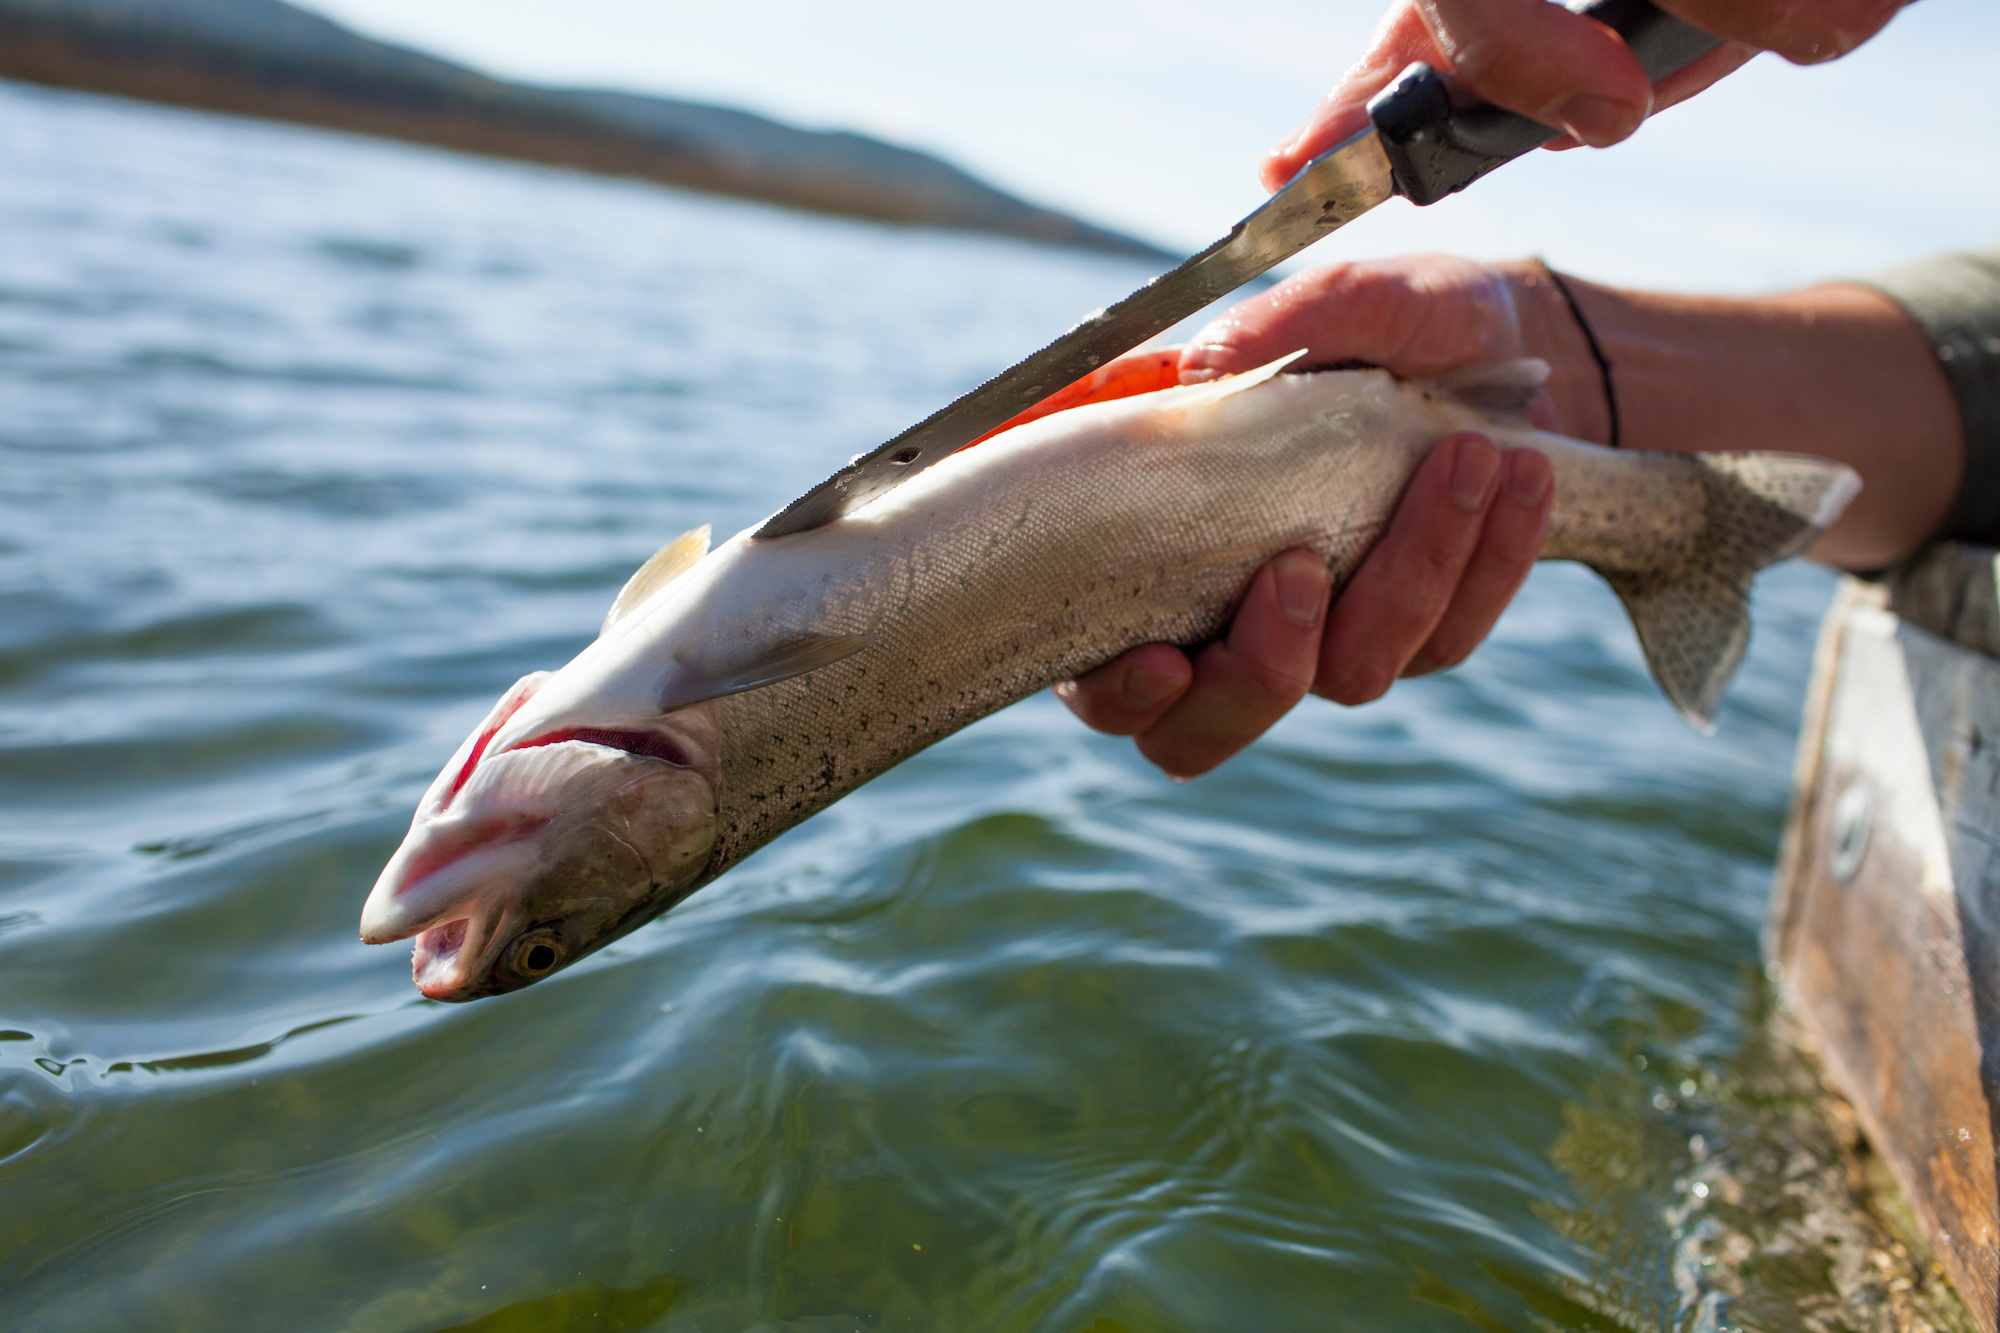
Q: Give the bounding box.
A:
[755,0,1721,540]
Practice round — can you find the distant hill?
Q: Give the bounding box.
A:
[0,0,1170,259]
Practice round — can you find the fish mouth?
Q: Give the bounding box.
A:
[363,682,724,1003]
[412,914,507,1000]
[359,834,543,946]
[362,730,686,948]
[363,730,708,999]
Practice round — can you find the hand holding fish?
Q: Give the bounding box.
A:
[1264,0,1910,187]
[1056,255,1561,778]
[1061,252,1963,776]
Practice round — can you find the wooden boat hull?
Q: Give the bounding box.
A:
[1772,544,2000,1325]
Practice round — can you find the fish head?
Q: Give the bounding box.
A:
[360,670,721,1001]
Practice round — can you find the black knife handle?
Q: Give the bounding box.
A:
[1365,0,1723,206]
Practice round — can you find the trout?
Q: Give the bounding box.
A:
[360,353,1857,1000]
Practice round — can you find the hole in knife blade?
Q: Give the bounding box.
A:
[889,448,920,465]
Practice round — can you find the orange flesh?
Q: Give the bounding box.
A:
[961,347,1183,450]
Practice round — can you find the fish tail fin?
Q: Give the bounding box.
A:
[1602,453,1860,732]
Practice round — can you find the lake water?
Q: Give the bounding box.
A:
[0,79,1908,1331]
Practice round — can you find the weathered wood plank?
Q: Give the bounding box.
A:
[1774,553,2000,1326]
[1891,545,2000,662]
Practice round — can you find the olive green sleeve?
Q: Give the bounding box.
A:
[1859,244,2000,544]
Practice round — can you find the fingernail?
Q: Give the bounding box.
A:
[1550,94,1643,148]
[1449,436,1500,513]
[1122,665,1180,710]
[1274,550,1330,628]
[1507,450,1552,506]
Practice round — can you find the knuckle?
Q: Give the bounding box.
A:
[1055,683,1129,735]
[1439,28,1511,85]
[1409,538,1472,591]
[1422,0,1529,84]
[1242,655,1315,706]
[1318,665,1392,707]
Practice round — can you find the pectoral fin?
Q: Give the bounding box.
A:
[658,631,878,712]
[602,526,711,636]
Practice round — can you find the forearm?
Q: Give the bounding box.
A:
[1496,262,1964,569]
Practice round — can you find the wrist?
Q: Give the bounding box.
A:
[1489,268,1961,568]
[1492,259,1616,445]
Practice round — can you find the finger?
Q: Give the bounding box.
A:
[1432,30,1757,153]
[1420,0,1653,146]
[1315,433,1499,705]
[1404,448,1551,677]
[1260,3,1435,192]
[1659,0,1905,65]
[1649,41,1760,114]
[1262,0,1660,188]
[1178,255,1523,384]
[1135,549,1330,779]
[1055,643,1193,737]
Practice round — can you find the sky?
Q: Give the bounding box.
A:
[295,0,1998,293]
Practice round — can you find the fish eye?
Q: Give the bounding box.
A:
[508,929,567,980]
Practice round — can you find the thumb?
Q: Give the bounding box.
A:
[1261,0,1656,192]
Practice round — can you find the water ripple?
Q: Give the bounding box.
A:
[0,76,1856,1331]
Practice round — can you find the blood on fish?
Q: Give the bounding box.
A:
[444,676,542,806]
[962,348,1182,451]
[516,728,691,767]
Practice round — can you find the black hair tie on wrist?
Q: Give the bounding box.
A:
[1537,259,1620,450]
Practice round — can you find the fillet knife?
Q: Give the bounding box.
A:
[756,0,1721,540]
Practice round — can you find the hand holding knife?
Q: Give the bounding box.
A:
[756,0,1720,541]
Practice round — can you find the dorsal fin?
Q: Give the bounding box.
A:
[1414,359,1550,422]
[601,525,710,636]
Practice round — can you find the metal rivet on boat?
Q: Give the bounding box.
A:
[1829,778,1872,883]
